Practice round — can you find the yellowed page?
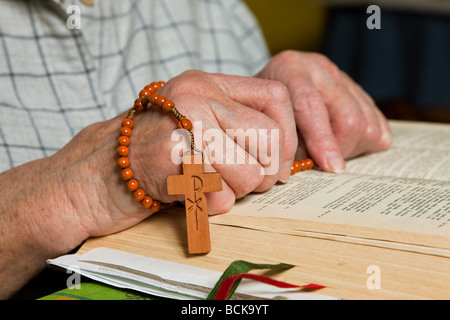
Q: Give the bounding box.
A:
[346,121,450,181]
[212,121,450,245]
[222,171,449,233]
[213,170,450,251]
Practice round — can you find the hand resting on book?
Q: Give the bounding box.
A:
[258,50,392,172]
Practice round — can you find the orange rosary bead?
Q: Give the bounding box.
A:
[126,179,139,192]
[122,119,134,129]
[305,159,314,170]
[117,146,129,157]
[291,159,314,175]
[141,196,153,209]
[150,200,161,213]
[139,88,151,98]
[157,95,166,108]
[299,161,306,171]
[120,126,132,137]
[146,82,161,92]
[118,136,130,146]
[117,157,130,168]
[134,98,145,112]
[162,100,174,112]
[179,118,193,131]
[133,188,146,202]
[149,93,160,106]
[291,164,297,175]
[121,168,133,181]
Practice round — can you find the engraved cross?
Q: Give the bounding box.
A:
[167,154,222,254]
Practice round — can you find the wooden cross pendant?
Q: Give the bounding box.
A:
[167,154,222,254]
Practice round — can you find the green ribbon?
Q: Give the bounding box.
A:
[206,260,295,300]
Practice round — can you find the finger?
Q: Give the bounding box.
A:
[340,72,392,155]
[202,162,236,215]
[202,128,265,199]
[308,62,391,161]
[289,76,346,173]
[307,61,371,159]
[210,74,298,182]
[318,80,368,159]
[208,99,284,193]
[338,74,383,157]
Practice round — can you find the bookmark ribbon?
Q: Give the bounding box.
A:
[206,260,325,300]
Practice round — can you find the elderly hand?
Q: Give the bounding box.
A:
[257,50,392,173]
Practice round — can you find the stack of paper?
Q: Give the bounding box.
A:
[48,247,335,300]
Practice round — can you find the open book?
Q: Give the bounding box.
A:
[51,121,450,300]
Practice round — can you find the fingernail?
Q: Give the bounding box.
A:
[381,130,393,150]
[279,177,290,183]
[326,152,345,173]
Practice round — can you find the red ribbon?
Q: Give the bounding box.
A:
[214,273,326,300]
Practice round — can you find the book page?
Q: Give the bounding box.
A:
[211,120,450,250]
[216,170,450,244]
[345,121,450,181]
[213,121,450,248]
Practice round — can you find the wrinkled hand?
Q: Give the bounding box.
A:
[257,50,392,173]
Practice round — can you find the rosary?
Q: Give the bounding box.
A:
[116,81,314,254]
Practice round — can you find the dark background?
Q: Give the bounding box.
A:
[245,0,450,123]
